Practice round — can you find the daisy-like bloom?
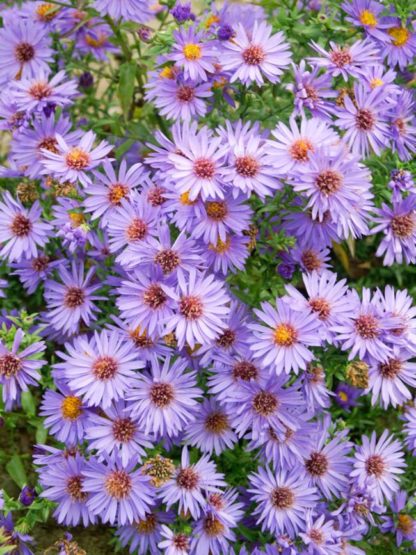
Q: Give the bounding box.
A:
[116,508,174,555]
[116,269,176,337]
[76,22,120,62]
[334,383,362,411]
[366,347,416,409]
[11,114,82,179]
[222,20,292,85]
[284,270,352,343]
[168,25,217,81]
[0,19,52,83]
[388,89,416,162]
[361,64,399,96]
[41,130,112,187]
[145,71,213,122]
[249,297,321,375]
[288,60,337,121]
[0,191,51,262]
[55,330,142,408]
[44,261,103,335]
[341,0,389,40]
[0,91,29,132]
[168,123,227,201]
[85,401,153,467]
[11,253,61,294]
[158,447,226,519]
[351,430,406,503]
[379,18,416,70]
[302,425,353,499]
[93,0,152,22]
[335,83,390,157]
[228,376,304,440]
[299,364,332,413]
[40,383,91,445]
[127,223,203,275]
[107,194,158,262]
[192,194,252,244]
[158,526,190,555]
[204,233,250,276]
[265,117,338,178]
[84,159,143,225]
[12,70,78,113]
[39,454,96,527]
[374,285,416,350]
[332,288,399,363]
[0,514,34,555]
[163,269,230,349]
[380,491,416,547]
[308,38,380,81]
[372,194,416,266]
[126,356,202,438]
[300,512,342,555]
[183,398,237,455]
[282,207,339,249]
[83,456,155,525]
[248,466,318,537]
[0,329,45,411]
[220,120,281,199]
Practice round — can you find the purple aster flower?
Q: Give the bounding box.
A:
[126,356,202,438]
[85,400,153,466]
[19,486,36,507]
[361,63,399,96]
[44,261,103,335]
[388,89,416,162]
[299,512,342,554]
[351,430,406,503]
[220,120,281,199]
[334,481,385,533]
[302,425,352,499]
[39,454,96,526]
[11,114,82,179]
[288,60,337,120]
[163,269,230,349]
[366,347,416,409]
[332,288,399,363]
[334,383,362,411]
[228,375,304,440]
[248,466,318,537]
[11,254,61,294]
[335,83,390,157]
[75,22,120,61]
[0,191,51,262]
[40,383,91,445]
[372,194,416,266]
[299,364,332,413]
[168,25,217,81]
[158,526,190,554]
[379,19,416,70]
[380,491,416,546]
[222,21,292,85]
[265,117,338,178]
[12,70,78,113]
[308,38,380,81]
[341,0,389,40]
[249,297,321,375]
[171,3,194,23]
[83,456,155,525]
[388,169,415,196]
[204,232,250,276]
[184,398,237,455]
[158,447,226,519]
[282,208,339,249]
[375,285,416,350]
[116,508,174,555]
[41,129,112,187]
[0,329,45,411]
[92,0,152,22]
[0,91,29,132]
[116,269,176,337]
[145,71,212,122]
[0,514,34,555]
[84,159,143,225]
[0,19,52,84]
[168,123,227,201]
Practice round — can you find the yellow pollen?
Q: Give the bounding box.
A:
[359,10,377,26]
[61,396,82,420]
[180,191,197,205]
[69,212,85,227]
[338,391,348,402]
[209,237,231,254]
[65,147,90,170]
[36,3,58,20]
[370,78,384,88]
[388,27,410,47]
[205,14,220,28]
[212,77,227,90]
[183,43,202,61]
[85,33,107,48]
[273,324,297,347]
[398,514,414,534]
[159,66,175,79]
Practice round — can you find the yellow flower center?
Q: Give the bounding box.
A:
[159,66,175,79]
[69,212,85,227]
[36,3,58,21]
[338,391,348,402]
[183,43,202,61]
[359,10,377,26]
[209,237,231,253]
[212,77,228,90]
[273,324,298,347]
[205,14,220,28]
[85,33,107,48]
[370,78,383,88]
[388,27,410,47]
[61,396,83,420]
[180,191,197,205]
[398,514,414,534]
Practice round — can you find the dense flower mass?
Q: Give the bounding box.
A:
[0,0,415,554]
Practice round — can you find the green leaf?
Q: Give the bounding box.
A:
[6,454,27,488]
[21,390,36,417]
[118,62,136,120]
[35,424,48,444]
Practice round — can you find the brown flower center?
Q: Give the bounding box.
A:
[305,451,329,476]
[309,529,324,544]
[355,109,375,131]
[61,396,83,420]
[15,42,35,63]
[105,469,132,499]
[147,186,167,207]
[64,286,85,308]
[136,513,157,534]
[193,158,215,179]
[143,284,167,309]
[235,155,259,177]
[391,213,415,238]
[28,81,52,100]
[330,47,352,67]
[208,492,225,510]
[301,249,322,272]
[112,417,136,442]
[274,323,298,346]
[66,475,88,502]
[173,534,190,550]
[0,354,22,378]
[176,467,199,490]
[32,255,50,272]
[252,391,278,416]
[11,214,32,237]
[38,136,58,153]
[398,514,414,534]
[129,327,154,348]
[205,411,229,433]
[205,201,228,220]
[365,454,385,477]
[355,314,379,339]
[242,44,265,65]
[92,356,118,380]
[126,218,147,241]
[309,297,331,320]
[270,486,294,509]
[176,85,195,102]
[232,360,258,381]
[290,139,314,162]
[203,515,225,536]
[379,358,402,379]
[108,183,129,205]
[315,170,343,195]
[150,382,174,408]
[179,295,203,320]
[216,328,236,349]
[155,249,180,274]
[66,148,90,170]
